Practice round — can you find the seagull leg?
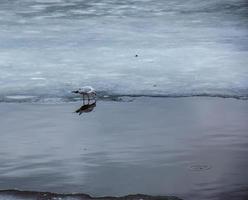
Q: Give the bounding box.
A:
[83,94,85,105]
[87,94,90,104]
[92,92,96,102]
[93,93,96,102]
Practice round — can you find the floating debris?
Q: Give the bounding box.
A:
[189,164,212,171]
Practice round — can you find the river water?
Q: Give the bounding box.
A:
[0,98,248,200]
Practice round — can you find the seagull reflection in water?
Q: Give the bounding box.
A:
[75,102,96,115]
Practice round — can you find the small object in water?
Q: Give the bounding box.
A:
[189,164,211,171]
[153,84,157,87]
[75,102,96,115]
[72,86,96,103]
[135,54,138,57]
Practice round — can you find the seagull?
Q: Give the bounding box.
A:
[72,86,96,104]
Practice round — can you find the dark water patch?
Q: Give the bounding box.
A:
[0,92,248,104]
[0,190,182,200]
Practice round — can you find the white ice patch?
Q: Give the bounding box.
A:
[30,77,46,80]
[6,95,36,100]
[0,0,247,100]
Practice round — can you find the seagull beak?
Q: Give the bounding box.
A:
[72,90,79,94]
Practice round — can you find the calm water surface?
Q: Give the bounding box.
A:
[0,98,247,200]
